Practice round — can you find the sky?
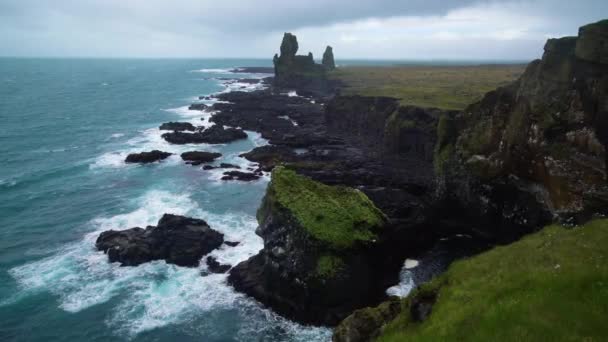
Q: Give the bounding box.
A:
[0,0,606,60]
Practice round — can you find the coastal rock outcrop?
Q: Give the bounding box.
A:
[96,214,224,267]
[435,19,608,235]
[162,125,247,144]
[159,122,197,131]
[125,150,172,163]
[180,151,222,165]
[228,167,389,325]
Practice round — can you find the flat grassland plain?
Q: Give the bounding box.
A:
[330,64,527,110]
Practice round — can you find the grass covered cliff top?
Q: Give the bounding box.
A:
[330,64,526,110]
[267,167,386,249]
[376,219,608,341]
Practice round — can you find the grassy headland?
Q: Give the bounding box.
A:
[375,219,608,341]
[330,64,526,110]
[262,167,386,250]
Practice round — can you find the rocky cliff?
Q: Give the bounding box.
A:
[228,167,392,325]
[435,19,608,239]
[334,18,608,342]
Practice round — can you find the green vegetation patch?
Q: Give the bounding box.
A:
[315,254,345,279]
[269,167,386,249]
[330,64,526,110]
[377,219,608,341]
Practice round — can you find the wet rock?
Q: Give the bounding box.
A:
[219,163,241,169]
[162,125,247,145]
[159,122,197,132]
[224,241,240,247]
[206,256,231,273]
[96,214,224,267]
[221,171,260,181]
[188,103,208,111]
[125,150,172,164]
[180,151,222,165]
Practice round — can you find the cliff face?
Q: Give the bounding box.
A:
[325,95,449,162]
[435,20,608,237]
[228,167,390,325]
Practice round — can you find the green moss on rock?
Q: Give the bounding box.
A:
[266,167,386,249]
[315,254,345,279]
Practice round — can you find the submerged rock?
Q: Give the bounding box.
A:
[180,151,222,165]
[228,167,388,325]
[96,214,224,267]
[125,150,172,164]
[159,122,197,131]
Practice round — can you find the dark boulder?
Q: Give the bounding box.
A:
[159,122,196,131]
[224,241,240,247]
[125,150,172,164]
[181,151,222,165]
[96,214,224,267]
[206,256,231,273]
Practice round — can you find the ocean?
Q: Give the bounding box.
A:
[0,58,331,341]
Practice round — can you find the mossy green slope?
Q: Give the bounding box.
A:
[268,167,386,249]
[377,219,608,341]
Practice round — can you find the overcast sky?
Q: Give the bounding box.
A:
[0,0,606,60]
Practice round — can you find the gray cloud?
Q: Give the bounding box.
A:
[0,0,606,58]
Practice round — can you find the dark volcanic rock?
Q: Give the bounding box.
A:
[159,122,196,131]
[188,103,208,111]
[125,150,172,164]
[435,20,608,233]
[221,171,260,182]
[96,214,224,267]
[228,167,390,326]
[199,125,248,144]
[206,256,231,273]
[162,125,247,144]
[180,151,222,165]
[219,163,240,169]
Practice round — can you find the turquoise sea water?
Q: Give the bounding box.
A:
[0,58,331,341]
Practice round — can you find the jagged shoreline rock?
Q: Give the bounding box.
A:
[96,214,224,267]
[162,125,247,144]
[125,150,172,163]
[180,151,222,165]
[159,122,197,131]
